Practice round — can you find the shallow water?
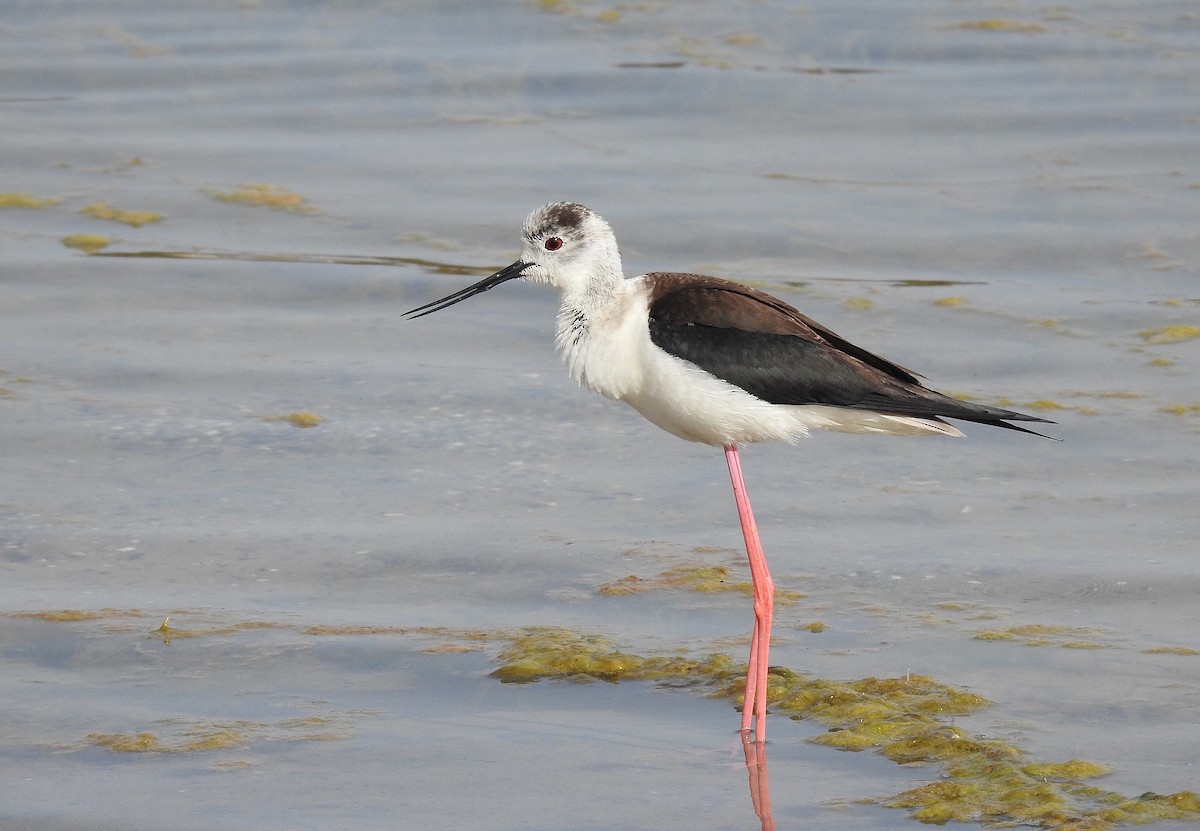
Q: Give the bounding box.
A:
[2,1,1199,829]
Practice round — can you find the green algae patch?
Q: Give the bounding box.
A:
[178,724,260,751]
[1114,791,1200,823]
[420,642,484,654]
[1139,325,1200,345]
[88,732,165,752]
[46,611,1200,828]
[1143,646,1200,655]
[1025,399,1068,412]
[975,624,1109,647]
[301,624,499,649]
[880,755,1191,828]
[950,19,1046,32]
[597,574,647,595]
[11,608,147,622]
[598,564,802,603]
[0,192,59,208]
[933,296,967,307]
[85,706,376,756]
[62,233,112,253]
[799,621,827,633]
[303,624,416,635]
[975,629,1020,642]
[663,565,751,594]
[484,628,1200,829]
[757,674,990,728]
[81,201,163,227]
[1160,404,1200,417]
[277,716,337,730]
[85,709,373,756]
[152,620,292,643]
[711,668,1154,827]
[207,183,317,212]
[275,711,377,742]
[88,722,261,753]
[886,782,1200,828]
[1024,760,1112,779]
[264,411,325,428]
[783,678,999,760]
[300,622,501,653]
[491,627,734,684]
[843,296,875,311]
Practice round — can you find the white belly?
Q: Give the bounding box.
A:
[622,346,815,445]
[623,353,964,444]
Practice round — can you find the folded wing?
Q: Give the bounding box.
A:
[645,274,1053,436]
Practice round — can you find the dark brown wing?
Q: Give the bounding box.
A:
[644,273,1053,434]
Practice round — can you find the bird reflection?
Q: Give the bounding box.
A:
[743,734,775,830]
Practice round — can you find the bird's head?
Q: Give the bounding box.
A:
[516,202,620,290]
[404,202,622,319]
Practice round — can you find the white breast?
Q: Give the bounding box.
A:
[554,282,818,446]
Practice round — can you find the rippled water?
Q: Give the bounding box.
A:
[3,2,1198,829]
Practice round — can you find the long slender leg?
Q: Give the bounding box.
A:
[724,445,774,742]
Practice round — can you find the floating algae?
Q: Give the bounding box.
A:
[974,624,1110,648]
[80,201,163,227]
[62,233,111,252]
[491,627,734,684]
[1024,760,1113,779]
[88,722,262,753]
[35,611,1200,828]
[263,412,325,428]
[597,564,803,602]
[1024,399,1069,412]
[207,183,316,212]
[147,620,291,641]
[303,624,497,654]
[950,19,1047,32]
[10,609,148,622]
[490,627,1200,829]
[0,192,59,208]
[842,296,875,311]
[1143,646,1200,656]
[86,711,372,755]
[1159,405,1200,417]
[1139,326,1200,345]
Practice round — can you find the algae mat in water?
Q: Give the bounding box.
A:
[10,609,1199,830]
[491,626,1199,829]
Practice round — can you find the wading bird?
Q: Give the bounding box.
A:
[405,202,1052,741]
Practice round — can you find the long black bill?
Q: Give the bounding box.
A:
[403,261,531,319]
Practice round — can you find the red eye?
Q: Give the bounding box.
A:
[544,237,563,251]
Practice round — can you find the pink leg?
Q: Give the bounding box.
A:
[743,733,776,830]
[724,445,774,742]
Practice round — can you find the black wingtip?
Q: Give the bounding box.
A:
[987,418,1061,441]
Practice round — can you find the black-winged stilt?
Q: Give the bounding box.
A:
[405,202,1053,741]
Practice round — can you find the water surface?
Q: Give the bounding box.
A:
[2,2,1198,829]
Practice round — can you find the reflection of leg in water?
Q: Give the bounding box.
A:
[743,733,775,831]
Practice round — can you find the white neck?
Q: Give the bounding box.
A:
[553,274,645,402]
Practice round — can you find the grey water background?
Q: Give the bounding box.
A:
[2,1,1198,829]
